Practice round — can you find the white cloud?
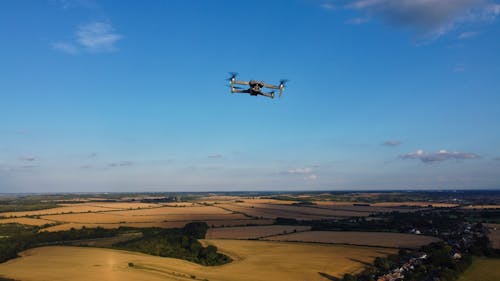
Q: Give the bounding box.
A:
[52,21,122,54]
[400,149,480,163]
[76,22,122,52]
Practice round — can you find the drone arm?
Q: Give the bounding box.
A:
[233,80,249,85]
[231,88,250,94]
[263,83,280,90]
[260,91,275,99]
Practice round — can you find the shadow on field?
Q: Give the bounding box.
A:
[318,272,341,281]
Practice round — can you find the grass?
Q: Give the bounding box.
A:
[458,257,500,281]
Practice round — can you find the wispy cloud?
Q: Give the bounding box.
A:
[284,167,318,180]
[19,156,37,161]
[346,17,370,25]
[51,42,79,54]
[323,0,500,40]
[321,2,336,10]
[287,167,313,174]
[208,154,223,159]
[108,161,134,167]
[52,21,122,54]
[400,149,480,163]
[382,140,402,147]
[76,22,122,52]
[458,31,478,39]
[304,174,318,181]
[454,63,466,72]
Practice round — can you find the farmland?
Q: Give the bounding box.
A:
[458,257,500,281]
[264,230,440,248]
[0,191,499,281]
[0,241,396,281]
[486,224,500,249]
[206,225,311,239]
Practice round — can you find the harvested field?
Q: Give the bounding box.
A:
[0,217,57,226]
[42,219,274,232]
[462,205,500,209]
[372,202,457,208]
[0,241,396,281]
[0,204,129,218]
[458,257,500,281]
[219,202,369,220]
[486,224,500,249]
[206,225,311,239]
[238,198,299,205]
[58,202,159,209]
[265,231,440,248]
[36,205,246,226]
[310,204,424,213]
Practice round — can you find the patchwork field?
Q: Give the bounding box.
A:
[372,202,458,208]
[0,240,397,281]
[265,231,440,248]
[206,225,311,239]
[42,219,274,232]
[0,217,56,226]
[486,224,500,249]
[0,202,157,218]
[458,257,500,281]
[218,202,370,220]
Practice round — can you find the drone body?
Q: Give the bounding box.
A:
[227,73,287,99]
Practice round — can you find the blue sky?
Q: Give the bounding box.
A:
[1,0,500,192]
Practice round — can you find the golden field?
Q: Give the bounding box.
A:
[0,217,56,226]
[265,231,440,248]
[42,218,274,232]
[0,240,396,281]
[458,257,500,281]
[0,202,157,218]
[206,225,311,239]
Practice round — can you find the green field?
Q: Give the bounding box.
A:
[458,258,500,281]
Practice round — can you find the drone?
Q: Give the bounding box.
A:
[227,72,287,99]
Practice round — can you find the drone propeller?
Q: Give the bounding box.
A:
[226,72,238,81]
[279,79,288,98]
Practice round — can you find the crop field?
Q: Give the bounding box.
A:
[42,218,275,232]
[218,202,370,220]
[265,231,440,248]
[461,205,500,209]
[0,241,396,281]
[40,209,247,224]
[206,225,311,239]
[371,202,458,208]
[486,224,500,249]
[458,257,500,281]
[309,203,424,213]
[0,203,150,218]
[0,217,56,226]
